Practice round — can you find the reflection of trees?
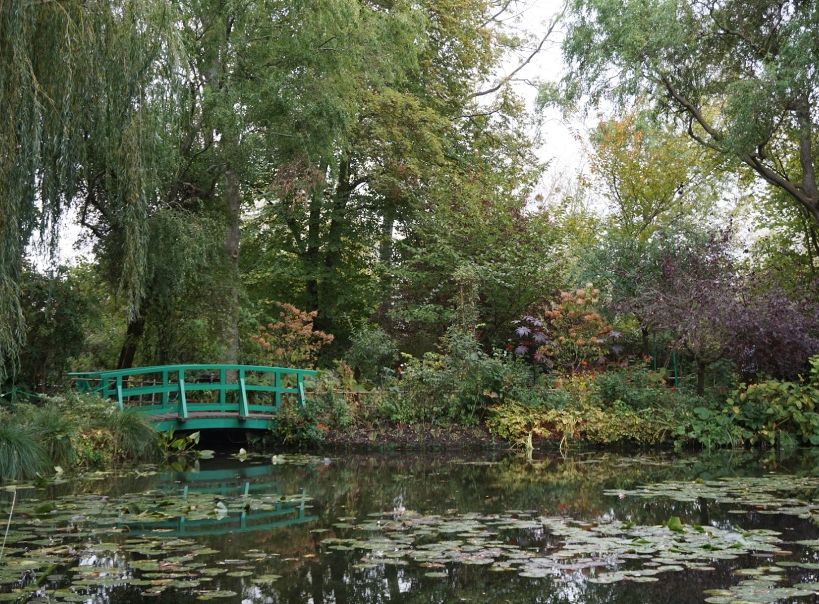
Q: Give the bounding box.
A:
[247,547,750,604]
[9,449,819,604]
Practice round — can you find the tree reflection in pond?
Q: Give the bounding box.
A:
[3,450,819,603]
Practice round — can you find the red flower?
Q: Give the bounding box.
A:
[505,345,514,351]
[582,361,588,366]
[555,382,562,387]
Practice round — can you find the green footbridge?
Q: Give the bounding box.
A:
[69,364,317,432]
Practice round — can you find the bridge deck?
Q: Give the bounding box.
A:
[148,410,277,432]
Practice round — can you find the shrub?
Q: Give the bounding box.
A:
[674,400,746,449]
[346,325,398,385]
[251,303,334,368]
[269,398,328,448]
[487,399,670,446]
[395,329,535,426]
[726,357,819,447]
[514,286,620,373]
[593,364,674,410]
[26,403,77,467]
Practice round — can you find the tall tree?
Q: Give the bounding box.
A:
[243,0,553,349]
[0,0,181,379]
[559,0,819,223]
[587,113,724,240]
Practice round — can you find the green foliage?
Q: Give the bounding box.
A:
[269,399,328,449]
[0,420,50,480]
[0,0,184,380]
[25,404,78,468]
[727,357,819,447]
[487,398,670,447]
[305,363,374,433]
[674,401,746,450]
[14,265,91,390]
[593,365,675,411]
[387,186,556,354]
[346,325,399,385]
[559,0,819,223]
[587,112,724,241]
[38,391,161,467]
[100,408,162,464]
[162,428,201,453]
[392,330,530,426]
[485,366,735,448]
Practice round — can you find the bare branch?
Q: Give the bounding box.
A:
[470,2,565,99]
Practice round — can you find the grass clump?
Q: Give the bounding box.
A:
[102,408,161,463]
[0,422,50,479]
[0,392,162,480]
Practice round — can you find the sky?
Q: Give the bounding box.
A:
[500,0,597,205]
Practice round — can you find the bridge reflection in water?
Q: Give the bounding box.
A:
[124,463,318,537]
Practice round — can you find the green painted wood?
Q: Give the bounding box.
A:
[238,370,249,418]
[68,364,317,432]
[178,370,188,419]
[116,376,124,411]
[153,416,276,432]
[162,370,169,408]
[219,367,226,407]
[274,371,281,410]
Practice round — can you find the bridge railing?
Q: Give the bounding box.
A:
[67,364,317,421]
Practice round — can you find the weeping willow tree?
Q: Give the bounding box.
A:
[0,0,182,379]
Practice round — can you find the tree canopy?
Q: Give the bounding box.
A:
[560,0,819,223]
[0,0,182,378]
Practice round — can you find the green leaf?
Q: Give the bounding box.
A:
[667,516,684,533]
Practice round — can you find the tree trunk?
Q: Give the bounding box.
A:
[639,322,651,359]
[696,359,707,396]
[224,168,241,378]
[304,190,323,314]
[117,315,145,369]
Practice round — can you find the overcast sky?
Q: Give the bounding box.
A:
[506,0,593,203]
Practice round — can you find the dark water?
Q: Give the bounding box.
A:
[4,449,819,603]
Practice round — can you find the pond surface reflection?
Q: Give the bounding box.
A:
[3,449,819,603]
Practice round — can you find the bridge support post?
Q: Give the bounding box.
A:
[178,370,188,420]
[238,369,249,418]
[161,370,169,410]
[274,371,281,410]
[116,376,124,411]
[219,368,227,408]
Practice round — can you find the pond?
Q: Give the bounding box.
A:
[3,448,819,603]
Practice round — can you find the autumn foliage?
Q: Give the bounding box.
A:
[252,303,334,368]
[514,287,619,373]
